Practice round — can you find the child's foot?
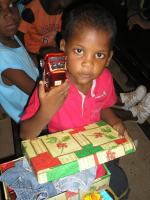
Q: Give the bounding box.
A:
[129,93,150,124]
[120,85,147,110]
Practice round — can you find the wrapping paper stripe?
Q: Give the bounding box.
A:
[46,161,79,182]
[37,160,79,183]
[75,144,102,158]
[69,127,86,134]
[31,152,61,173]
[94,154,99,166]
[96,121,107,127]
[0,161,15,172]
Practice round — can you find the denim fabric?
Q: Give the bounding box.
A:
[0,158,57,200]
[0,158,97,198]
[53,166,97,193]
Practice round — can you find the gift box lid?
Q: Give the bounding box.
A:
[22,121,136,183]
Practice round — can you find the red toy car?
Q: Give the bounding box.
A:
[41,51,66,92]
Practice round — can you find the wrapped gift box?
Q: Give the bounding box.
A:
[22,121,136,183]
[0,157,111,200]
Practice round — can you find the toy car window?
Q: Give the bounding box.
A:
[48,56,66,71]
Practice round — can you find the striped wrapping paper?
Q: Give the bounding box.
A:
[22,121,136,184]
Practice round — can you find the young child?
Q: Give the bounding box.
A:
[17,0,76,55]
[0,0,39,123]
[20,1,129,199]
[20,2,127,138]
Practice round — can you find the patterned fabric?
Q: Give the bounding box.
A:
[18,0,62,53]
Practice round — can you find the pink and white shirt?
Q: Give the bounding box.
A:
[21,68,117,133]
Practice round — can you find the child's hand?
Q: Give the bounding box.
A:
[38,80,69,120]
[112,120,128,137]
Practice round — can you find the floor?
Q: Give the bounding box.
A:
[0,59,150,199]
[120,121,150,200]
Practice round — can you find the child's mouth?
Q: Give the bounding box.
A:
[7,21,18,30]
[80,73,91,79]
[7,24,17,30]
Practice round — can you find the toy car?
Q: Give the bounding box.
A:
[41,51,66,92]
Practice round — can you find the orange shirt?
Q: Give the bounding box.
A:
[19,0,62,54]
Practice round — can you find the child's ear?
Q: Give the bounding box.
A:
[60,39,66,51]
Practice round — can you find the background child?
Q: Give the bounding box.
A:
[17,0,76,61]
[0,0,39,123]
[20,1,129,199]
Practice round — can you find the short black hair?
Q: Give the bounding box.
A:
[61,1,117,49]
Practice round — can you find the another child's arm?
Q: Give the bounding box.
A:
[101,107,127,136]
[2,68,36,95]
[20,80,69,139]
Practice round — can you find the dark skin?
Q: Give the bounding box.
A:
[0,0,37,95]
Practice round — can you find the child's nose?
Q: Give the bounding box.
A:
[82,54,94,68]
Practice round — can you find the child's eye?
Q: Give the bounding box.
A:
[74,48,83,55]
[96,52,105,59]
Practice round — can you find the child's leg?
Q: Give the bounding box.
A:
[106,160,129,200]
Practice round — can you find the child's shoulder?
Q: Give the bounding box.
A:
[0,40,22,58]
[98,68,113,80]
[95,69,114,92]
[21,0,49,24]
[96,68,114,87]
[21,0,40,23]
[0,46,13,53]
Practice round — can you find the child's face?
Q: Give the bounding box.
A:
[0,0,20,38]
[60,26,113,92]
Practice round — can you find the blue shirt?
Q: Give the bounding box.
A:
[0,36,39,122]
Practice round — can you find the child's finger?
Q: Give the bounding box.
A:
[38,81,45,98]
[124,131,131,140]
[113,124,126,137]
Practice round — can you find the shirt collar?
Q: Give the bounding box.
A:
[68,78,96,97]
